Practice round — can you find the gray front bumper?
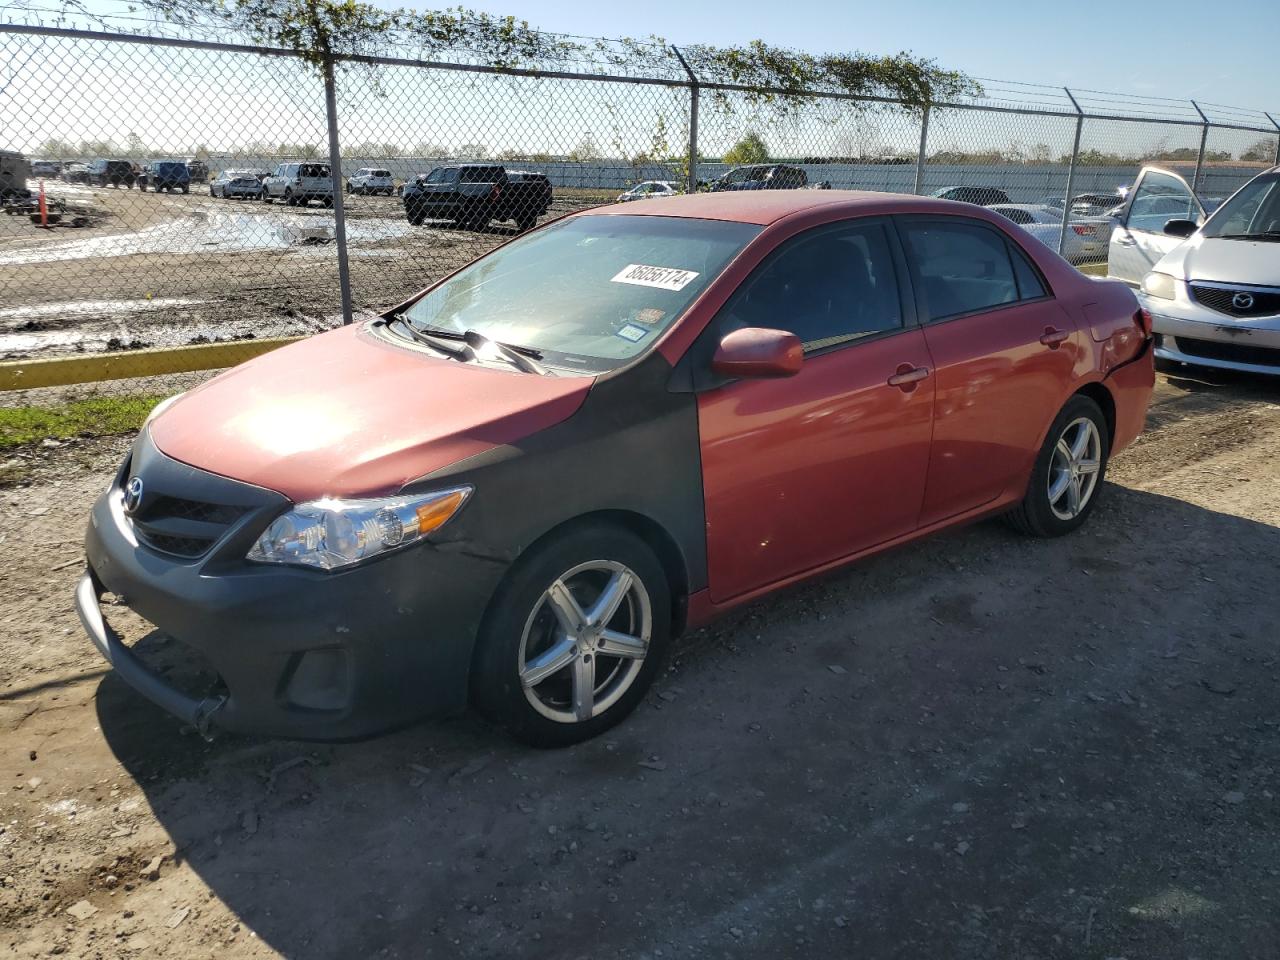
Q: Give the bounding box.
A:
[1143,295,1280,375]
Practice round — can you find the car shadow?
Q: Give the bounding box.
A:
[95,484,1280,959]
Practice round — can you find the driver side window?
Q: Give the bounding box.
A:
[1126,171,1199,233]
[718,221,905,353]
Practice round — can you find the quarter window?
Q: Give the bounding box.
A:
[901,219,1046,321]
[719,222,904,351]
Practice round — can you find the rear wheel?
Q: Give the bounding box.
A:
[1006,395,1108,538]
[284,189,296,206]
[471,524,671,747]
[516,212,538,232]
[321,195,333,208]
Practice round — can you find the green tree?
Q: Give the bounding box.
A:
[723,132,769,166]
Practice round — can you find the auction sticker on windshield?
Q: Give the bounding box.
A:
[611,264,699,291]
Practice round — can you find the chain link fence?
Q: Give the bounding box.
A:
[1,21,1277,433]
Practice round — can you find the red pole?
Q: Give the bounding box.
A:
[38,178,48,228]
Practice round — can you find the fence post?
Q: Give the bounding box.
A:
[322,51,354,325]
[1058,87,1084,257]
[1267,112,1280,166]
[913,106,930,195]
[671,46,699,194]
[1190,100,1209,197]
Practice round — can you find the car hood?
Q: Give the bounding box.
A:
[149,324,592,502]
[1157,234,1280,284]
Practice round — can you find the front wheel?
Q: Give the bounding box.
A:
[471,524,671,747]
[1006,394,1109,538]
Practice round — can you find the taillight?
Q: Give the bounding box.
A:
[490,184,501,200]
[1135,308,1153,337]
[1072,224,1095,236]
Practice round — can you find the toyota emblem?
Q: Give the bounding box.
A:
[1232,292,1255,311]
[123,476,144,513]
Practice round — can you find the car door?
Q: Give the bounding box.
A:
[897,216,1081,526]
[1108,166,1204,284]
[696,218,935,602]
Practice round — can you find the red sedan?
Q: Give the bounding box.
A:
[78,191,1154,746]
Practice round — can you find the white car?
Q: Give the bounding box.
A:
[989,204,1108,263]
[346,167,395,196]
[616,180,679,202]
[1110,164,1280,375]
[262,161,334,207]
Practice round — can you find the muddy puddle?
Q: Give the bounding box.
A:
[0,207,415,265]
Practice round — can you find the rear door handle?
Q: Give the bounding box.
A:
[1039,327,1070,348]
[887,364,930,390]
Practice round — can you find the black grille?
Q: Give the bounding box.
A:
[1188,283,1280,318]
[128,489,250,559]
[146,496,246,526]
[1172,336,1280,369]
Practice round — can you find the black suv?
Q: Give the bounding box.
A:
[87,159,136,189]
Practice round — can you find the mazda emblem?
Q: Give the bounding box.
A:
[1232,292,1255,311]
[123,476,144,514]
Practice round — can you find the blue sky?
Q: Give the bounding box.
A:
[52,0,1278,112]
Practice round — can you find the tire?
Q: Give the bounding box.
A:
[516,213,537,232]
[284,189,296,206]
[1005,394,1109,538]
[264,194,273,204]
[181,185,189,194]
[321,195,333,208]
[471,523,672,747]
[406,206,426,227]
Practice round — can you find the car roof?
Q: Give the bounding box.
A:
[588,189,977,225]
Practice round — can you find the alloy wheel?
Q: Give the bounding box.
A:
[1047,417,1101,520]
[518,560,651,724]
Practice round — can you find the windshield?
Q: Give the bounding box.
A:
[398,214,760,372]
[1202,174,1280,239]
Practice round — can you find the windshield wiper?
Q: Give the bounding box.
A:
[1214,232,1280,241]
[384,316,473,361]
[385,318,548,375]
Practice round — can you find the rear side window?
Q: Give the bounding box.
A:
[460,167,498,183]
[719,221,904,352]
[996,207,1033,226]
[299,164,329,177]
[901,219,1046,321]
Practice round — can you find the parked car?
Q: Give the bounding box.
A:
[30,160,62,178]
[708,164,810,191]
[87,159,136,189]
[401,163,552,230]
[989,204,1109,263]
[1038,193,1125,218]
[1112,164,1280,375]
[262,161,334,206]
[62,162,91,184]
[929,185,1010,206]
[77,190,1154,747]
[211,169,266,200]
[617,181,679,202]
[141,160,191,193]
[346,167,395,195]
[186,158,209,182]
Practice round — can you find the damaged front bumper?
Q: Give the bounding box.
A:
[78,433,506,741]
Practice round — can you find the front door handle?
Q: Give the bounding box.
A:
[887,363,930,391]
[1114,231,1136,246]
[1039,327,1070,348]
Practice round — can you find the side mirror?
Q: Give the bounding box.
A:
[1163,218,1198,238]
[711,327,803,380]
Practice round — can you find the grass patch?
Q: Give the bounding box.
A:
[0,394,166,449]
[1077,261,1108,277]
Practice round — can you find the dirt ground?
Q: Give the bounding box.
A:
[1,363,1279,959]
[0,183,599,360]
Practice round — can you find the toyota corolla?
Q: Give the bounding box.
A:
[78,190,1154,746]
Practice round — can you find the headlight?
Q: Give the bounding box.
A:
[247,486,471,571]
[1141,271,1178,300]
